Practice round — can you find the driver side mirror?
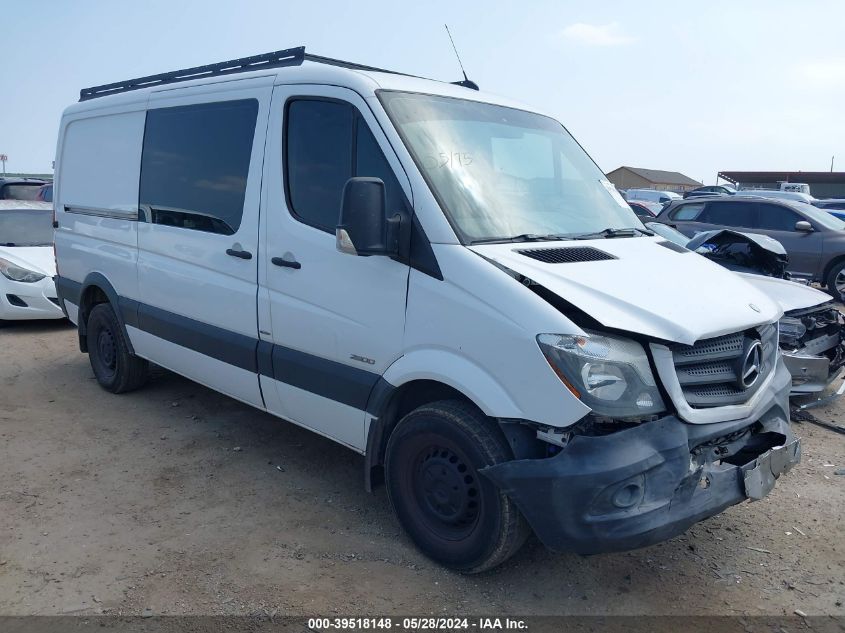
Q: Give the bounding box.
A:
[336,177,400,257]
[795,220,814,232]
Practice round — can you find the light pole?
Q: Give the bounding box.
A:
[0,154,7,176]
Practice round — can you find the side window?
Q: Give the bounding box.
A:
[700,201,754,227]
[670,202,705,221]
[286,98,407,233]
[755,203,801,231]
[140,99,258,235]
[355,121,407,216]
[286,100,354,231]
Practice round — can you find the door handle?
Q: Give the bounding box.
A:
[271,256,301,269]
[226,248,252,260]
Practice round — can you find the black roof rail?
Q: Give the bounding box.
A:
[80,47,306,101]
[79,46,478,102]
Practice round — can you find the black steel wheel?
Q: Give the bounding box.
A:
[86,303,148,393]
[385,400,528,573]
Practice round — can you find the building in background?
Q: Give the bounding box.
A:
[605,166,702,193]
[717,171,845,198]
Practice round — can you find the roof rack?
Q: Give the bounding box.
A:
[79,46,476,101]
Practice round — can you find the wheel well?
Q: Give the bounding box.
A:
[822,256,845,286]
[364,380,478,491]
[77,285,110,352]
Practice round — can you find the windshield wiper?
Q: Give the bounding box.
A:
[571,227,653,240]
[470,233,574,245]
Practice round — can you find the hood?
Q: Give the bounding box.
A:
[686,229,789,278]
[471,237,782,345]
[737,273,831,313]
[0,246,56,277]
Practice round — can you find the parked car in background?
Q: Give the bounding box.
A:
[739,189,815,204]
[655,196,845,300]
[645,221,845,395]
[36,183,53,203]
[628,200,660,220]
[625,188,681,204]
[0,178,48,200]
[0,200,65,323]
[780,183,811,194]
[812,199,845,221]
[683,185,736,198]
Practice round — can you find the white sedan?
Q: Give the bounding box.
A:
[0,200,65,323]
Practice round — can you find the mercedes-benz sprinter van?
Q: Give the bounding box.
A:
[54,47,799,573]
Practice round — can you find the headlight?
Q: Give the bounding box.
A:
[0,257,46,283]
[537,330,666,419]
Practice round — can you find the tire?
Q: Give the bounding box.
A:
[826,261,845,303]
[86,303,148,393]
[385,400,528,573]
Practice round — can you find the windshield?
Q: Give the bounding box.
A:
[379,91,642,243]
[0,209,54,246]
[793,202,845,230]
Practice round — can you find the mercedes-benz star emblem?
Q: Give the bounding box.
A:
[738,340,763,389]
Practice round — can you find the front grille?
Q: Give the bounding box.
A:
[517,246,616,264]
[670,324,778,408]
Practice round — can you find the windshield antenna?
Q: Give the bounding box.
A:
[444,24,479,91]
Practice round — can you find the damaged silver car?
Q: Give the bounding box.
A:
[648,223,845,395]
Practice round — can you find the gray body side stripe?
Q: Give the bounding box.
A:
[136,302,259,373]
[55,276,82,306]
[55,276,389,415]
[271,345,380,411]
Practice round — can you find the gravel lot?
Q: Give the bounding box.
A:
[1,320,843,617]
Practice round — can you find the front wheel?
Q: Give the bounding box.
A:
[86,303,148,393]
[385,400,528,573]
[826,261,845,303]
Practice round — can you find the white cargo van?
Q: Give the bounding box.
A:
[54,47,799,572]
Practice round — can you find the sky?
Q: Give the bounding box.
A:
[2,0,844,183]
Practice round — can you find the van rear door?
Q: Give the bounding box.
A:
[133,82,272,407]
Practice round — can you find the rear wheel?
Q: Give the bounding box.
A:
[86,303,148,393]
[385,400,528,573]
[826,261,845,302]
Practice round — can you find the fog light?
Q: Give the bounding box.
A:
[612,480,644,509]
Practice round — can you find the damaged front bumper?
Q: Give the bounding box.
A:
[482,366,800,555]
[780,303,845,396]
[783,351,844,394]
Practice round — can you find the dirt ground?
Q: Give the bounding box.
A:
[1,319,843,617]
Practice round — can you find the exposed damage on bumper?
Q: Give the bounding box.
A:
[482,362,799,555]
[688,230,845,397]
[779,302,845,393]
